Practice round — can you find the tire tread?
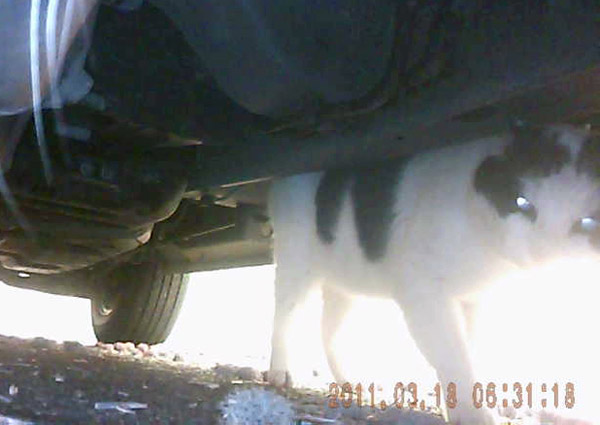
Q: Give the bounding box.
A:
[92,260,188,344]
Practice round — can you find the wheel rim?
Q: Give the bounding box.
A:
[97,296,115,317]
[93,287,121,325]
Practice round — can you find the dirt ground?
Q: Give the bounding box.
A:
[0,334,592,425]
[0,335,450,425]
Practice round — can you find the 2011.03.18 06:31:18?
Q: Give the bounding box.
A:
[473,382,575,410]
[327,382,576,410]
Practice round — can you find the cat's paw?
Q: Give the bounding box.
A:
[266,369,293,388]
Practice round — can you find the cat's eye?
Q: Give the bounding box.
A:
[571,216,600,238]
[516,196,531,210]
[515,196,537,221]
[578,217,599,233]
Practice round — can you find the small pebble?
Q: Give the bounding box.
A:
[213,364,238,382]
[136,343,150,353]
[114,342,127,352]
[96,343,117,355]
[123,342,136,353]
[8,385,18,396]
[31,337,55,350]
[62,341,84,353]
[204,383,220,390]
[237,367,262,381]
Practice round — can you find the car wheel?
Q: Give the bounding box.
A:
[91,258,188,344]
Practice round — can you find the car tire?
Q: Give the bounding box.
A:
[91,258,188,344]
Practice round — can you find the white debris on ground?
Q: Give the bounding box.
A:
[219,388,294,425]
[94,401,149,412]
[0,415,34,425]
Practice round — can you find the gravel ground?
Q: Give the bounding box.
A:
[0,335,590,425]
[0,335,448,425]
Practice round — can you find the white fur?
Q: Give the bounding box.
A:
[268,125,596,425]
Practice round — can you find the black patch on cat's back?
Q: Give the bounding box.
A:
[474,125,571,218]
[315,158,406,261]
[315,169,354,243]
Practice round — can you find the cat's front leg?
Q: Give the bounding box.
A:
[268,265,315,387]
[398,293,495,425]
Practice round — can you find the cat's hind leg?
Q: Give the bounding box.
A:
[321,286,353,384]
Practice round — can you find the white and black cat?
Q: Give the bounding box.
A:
[268,124,597,425]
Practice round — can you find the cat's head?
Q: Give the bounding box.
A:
[474,123,600,266]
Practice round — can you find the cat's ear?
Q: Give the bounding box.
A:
[506,123,570,177]
[473,155,521,217]
[576,134,600,178]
